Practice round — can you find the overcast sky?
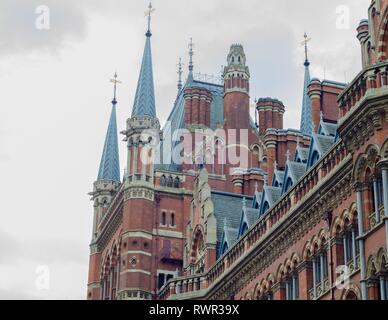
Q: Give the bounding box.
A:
[0,0,370,299]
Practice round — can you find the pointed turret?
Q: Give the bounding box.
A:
[120,2,162,300]
[300,33,313,136]
[97,73,121,182]
[131,3,156,118]
[88,74,122,299]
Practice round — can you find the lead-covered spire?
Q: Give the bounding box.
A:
[131,2,157,118]
[97,73,121,182]
[300,33,313,136]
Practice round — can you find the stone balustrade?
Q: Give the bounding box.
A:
[338,61,388,119]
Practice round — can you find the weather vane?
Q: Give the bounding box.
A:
[301,32,311,65]
[177,58,183,92]
[145,2,156,35]
[189,38,194,73]
[110,72,122,103]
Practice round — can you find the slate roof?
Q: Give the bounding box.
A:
[211,191,253,253]
[273,170,285,187]
[295,147,309,163]
[97,103,120,182]
[287,161,307,182]
[156,79,224,172]
[131,34,156,118]
[262,186,282,207]
[244,207,259,227]
[319,121,337,137]
[315,134,335,156]
[224,227,239,247]
[252,191,263,209]
[300,63,313,136]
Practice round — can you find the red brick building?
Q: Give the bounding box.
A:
[87,0,388,300]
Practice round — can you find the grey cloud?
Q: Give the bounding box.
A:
[0,0,87,57]
[0,228,87,266]
[0,287,39,300]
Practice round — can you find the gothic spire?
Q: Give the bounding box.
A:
[131,2,157,118]
[97,73,121,182]
[300,33,313,136]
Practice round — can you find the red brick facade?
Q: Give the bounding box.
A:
[88,0,388,301]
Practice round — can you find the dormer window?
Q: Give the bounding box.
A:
[238,56,241,63]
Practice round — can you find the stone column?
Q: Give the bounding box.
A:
[356,184,367,300]
[116,258,120,295]
[285,280,290,300]
[320,255,325,290]
[343,236,349,265]
[380,276,386,300]
[100,279,105,300]
[292,276,297,300]
[312,259,317,298]
[373,177,380,223]
[352,230,357,268]
[378,160,388,253]
[109,269,114,300]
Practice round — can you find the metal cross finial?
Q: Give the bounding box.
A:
[110,72,122,103]
[301,32,311,66]
[177,57,183,92]
[145,2,155,36]
[189,38,194,73]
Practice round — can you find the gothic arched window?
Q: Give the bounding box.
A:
[162,212,166,226]
[170,213,175,227]
[311,151,320,167]
[161,175,166,187]
[167,176,173,188]
[174,177,180,188]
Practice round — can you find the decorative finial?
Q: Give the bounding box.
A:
[301,32,311,67]
[296,136,301,148]
[274,160,278,171]
[110,72,122,105]
[223,218,227,229]
[177,58,183,93]
[242,197,247,209]
[320,111,324,123]
[255,180,259,192]
[286,149,291,162]
[189,37,194,75]
[145,2,155,37]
